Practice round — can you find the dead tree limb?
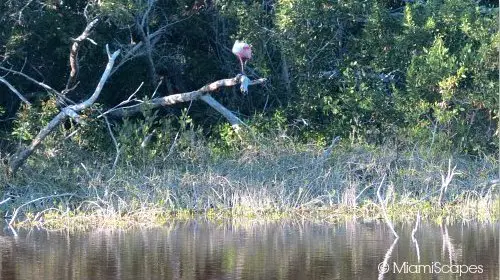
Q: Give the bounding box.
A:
[199,94,244,128]
[0,65,60,95]
[135,0,158,85]
[438,159,460,207]
[136,21,158,85]
[65,18,99,91]
[9,193,76,226]
[110,27,162,77]
[0,77,31,105]
[108,15,192,82]
[108,75,266,130]
[108,76,267,124]
[8,45,120,175]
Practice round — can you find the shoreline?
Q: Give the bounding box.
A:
[3,140,498,231]
[10,198,499,230]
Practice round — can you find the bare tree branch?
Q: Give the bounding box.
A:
[0,65,60,95]
[141,0,155,27]
[8,46,120,175]
[136,15,158,85]
[70,45,120,111]
[13,0,35,24]
[438,159,460,207]
[200,94,244,128]
[65,18,99,90]
[109,15,191,78]
[109,75,267,118]
[97,82,145,119]
[0,77,31,105]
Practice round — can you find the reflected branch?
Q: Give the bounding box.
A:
[441,223,457,264]
[376,175,398,238]
[411,211,421,263]
[378,237,399,280]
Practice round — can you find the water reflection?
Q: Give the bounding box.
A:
[0,220,497,279]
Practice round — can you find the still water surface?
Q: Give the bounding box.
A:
[0,220,498,279]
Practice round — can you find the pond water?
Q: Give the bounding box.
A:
[0,220,498,279]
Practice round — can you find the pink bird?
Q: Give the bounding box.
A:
[232,40,252,74]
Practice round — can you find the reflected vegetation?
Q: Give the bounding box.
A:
[0,220,498,280]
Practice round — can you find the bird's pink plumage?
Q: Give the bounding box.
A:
[232,41,252,60]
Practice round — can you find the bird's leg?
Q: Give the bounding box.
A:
[243,59,249,73]
[238,57,245,74]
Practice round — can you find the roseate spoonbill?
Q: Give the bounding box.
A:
[232,40,252,74]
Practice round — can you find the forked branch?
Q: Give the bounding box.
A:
[8,45,120,175]
[65,18,99,91]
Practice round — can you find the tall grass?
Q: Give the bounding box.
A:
[1,128,498,229]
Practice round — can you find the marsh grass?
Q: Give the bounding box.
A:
[1,131,498,229]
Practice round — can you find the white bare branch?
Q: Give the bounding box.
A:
[438,158,461,207]
[0,65,60,95]
[109,75,267,122]
[0,77,31,105]
[8,45,120,174]
[377,175,399,238]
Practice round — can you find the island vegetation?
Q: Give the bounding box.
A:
[0,0,498,229]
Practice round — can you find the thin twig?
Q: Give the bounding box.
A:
[0,65,60,95]
[64,128,81,140]
[96,82,144,118]
[0,77,31,105]
[151,78,163,98]
[103,115,121,170]
[14,0,35,24]
[355,183,374,201]
[0,197,12,205]
[10,193,76,226]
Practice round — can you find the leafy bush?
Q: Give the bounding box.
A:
[0,0,497,165]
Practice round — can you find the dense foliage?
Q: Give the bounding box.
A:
[0,0,498,159]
